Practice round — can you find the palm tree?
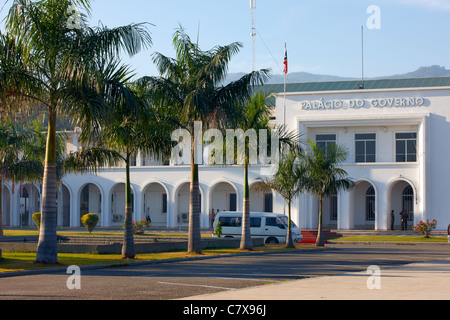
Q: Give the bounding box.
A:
[229,91,298,250]
[235,92,271,251]
[0,117,119,237]
[95,74,173,259]
[1,0,152,264]
[0,120,43,236]
[148,27,269,254]
[256,150,306,248]
[302,140,354,247]
[22,120,68,184]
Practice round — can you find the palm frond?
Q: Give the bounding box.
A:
[62,147,123,175]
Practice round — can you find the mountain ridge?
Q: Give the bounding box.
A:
[225,65,450,85]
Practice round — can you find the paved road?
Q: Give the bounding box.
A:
[0,243,448,300]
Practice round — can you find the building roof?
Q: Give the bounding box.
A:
[259,76,450,95]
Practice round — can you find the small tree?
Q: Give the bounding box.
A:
[256,150,305,248]
[81,213,99,234]
[215,221,223,238]
[229,91,299,250]
[32,212,41,231]
[302,140,354,247]
[413,219,437,238]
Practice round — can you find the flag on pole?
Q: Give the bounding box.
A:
[283,44,288,74]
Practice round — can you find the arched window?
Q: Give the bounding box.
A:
[402,186,414,222]
[366,186,375,221]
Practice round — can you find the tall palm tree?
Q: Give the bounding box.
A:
[229,91,298,250]
[1,0,152,264]
[94,73,173,259]
[302,140,354,247]
[148,27,269,254]
[256,150,306,248]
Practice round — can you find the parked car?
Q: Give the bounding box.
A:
[212,211,302,244]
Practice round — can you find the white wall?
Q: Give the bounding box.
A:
[4,86,449,231]
[277,86,450,230]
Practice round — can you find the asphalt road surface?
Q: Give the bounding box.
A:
[0,243,448,300]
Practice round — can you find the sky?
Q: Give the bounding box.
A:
[1,0,450,81]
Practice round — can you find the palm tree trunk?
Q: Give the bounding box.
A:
[0,176,3,237]
[240,162,252,250]
[316,197,325,247]
[35,107,58,264]
[285,199,294,248]
[122,155,136,259]
[188,141,202,254]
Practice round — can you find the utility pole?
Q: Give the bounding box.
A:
[250,0,256,71]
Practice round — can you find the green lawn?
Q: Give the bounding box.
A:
[1,230,447,274]
[0,249,242,273]
[2,230,211,238]
[331,235,448,242]
[0,244,312,273]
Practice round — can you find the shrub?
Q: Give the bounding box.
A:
[215,221,222,238]
[132,219,151,234]
[413,219,437,238]
[32,212,41,231]
[81,213,100,234]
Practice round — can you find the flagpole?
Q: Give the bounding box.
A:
[283,43,287,128]
[284,75,286,127]
[283,66,286,216]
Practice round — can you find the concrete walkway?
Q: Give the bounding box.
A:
[183,258,450,300]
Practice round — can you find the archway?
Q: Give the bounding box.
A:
[19,184,40,227]
[1,184,11,227]
[209,181,238,228]
[110,183,134,227]
[349,180,376,230]
[79,183,102,226]
[142,182,168,227]
[174,182,203,227]
[58,185,71,227]
[388,180,415,230]
[249,181,274,213]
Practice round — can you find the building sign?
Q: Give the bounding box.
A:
[301,97,426,110]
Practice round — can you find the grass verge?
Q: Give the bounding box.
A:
[0,243,314,273]
[2,230,212,238]
[330,236,447,242]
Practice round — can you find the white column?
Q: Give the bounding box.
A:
[376,183,388,230]
[297,193,308,230]
[134,184,142,222]
[338,190,350,230]
[103,187,111,227]
[70,186,78,227]
[418,116,429,224]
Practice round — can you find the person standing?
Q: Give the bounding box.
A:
[145,207,151,223]
[390,210,395,230]
[402,210,409,230]
[210,209,216,228]
[399,210,405,230]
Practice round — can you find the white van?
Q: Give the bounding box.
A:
[212,212,302,244]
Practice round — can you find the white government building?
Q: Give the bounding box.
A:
[2,77,450,231]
